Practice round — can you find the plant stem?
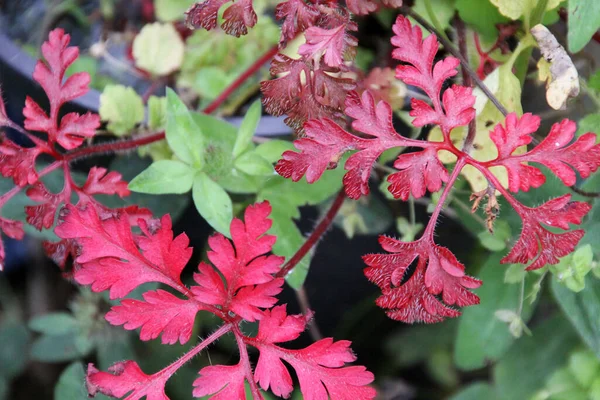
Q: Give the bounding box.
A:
[64,131,166,162]
[233,324,263,400]
[276,189,346,279]
[400,6,509,117]
[295,286,323,341]
[424,0,450,43]
[156,323,232,382]
[455,17,478,155]
[203,45,278,115]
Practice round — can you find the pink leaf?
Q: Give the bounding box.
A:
[222,0,257,37]
[25,183,66,230]
[191,202,284,321]
[363,236,481,323]
[276,91,415,199]
[193,363,246,399]
[491,117,600,191]
[275,0,320,46]
[106,289,207,345]
[251,305,377,399]
[0,139,41,186]
[387,147,449,200]
[299,25,357,68]
[55,204,192,299]
[56,112,100,150]
[82,167,130,197]
[502,195,591,270]
[87,362,169,400]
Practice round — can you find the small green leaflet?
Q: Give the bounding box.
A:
[234,151,274,176]
[99,85,144,136]
[193,172,233,237]
[233,100,262,157]
[166,88,205,169]
[128,160,195,194]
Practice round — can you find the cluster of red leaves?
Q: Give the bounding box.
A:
[275,16,600,323]
[0,29,141,271]
[55,201,376,399]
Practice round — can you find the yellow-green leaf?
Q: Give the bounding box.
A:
[99,85,144,136]
[133,22,185,76]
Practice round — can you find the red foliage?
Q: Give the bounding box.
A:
[276,15,598,323]
[185,0,257,37]
[56,201,375,399]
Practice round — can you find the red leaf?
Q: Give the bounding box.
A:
[0,139,41,186]
[186,0,255,37]
[42,239,78,270]
[276,91,415,199]
[363,236,481,323]
[22,29,96,149]
[251,305,377,399]
[502,195,591,270]
[55,204,192,299]
[261,54,354,131]
[346,0,378,15]
[106,289,206,345]
[387,147,449,201]
[25,183,66,230]
[222,0,257,37]
[490,116,600,191]
[299,25,357,68]
[82,167,130,197]
[193,363,246,399]
[191,202,284,321]
[275,0,319,46]
[56,112,100,150]
[87,361,169,400]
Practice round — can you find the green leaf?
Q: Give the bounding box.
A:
[477,220,511,251]
[192,173,233,237]
[568,0,600,53]
[257,168,344,288]
[504,263,527,284]
[193,67,233,100]
[233,100,261,157]
[454,253,536,370]
[30,333,91,363]
[493,315,579,400]
[155,0,195,21]
[99,85,144,136]
[28,313,78,336]
[234,151,274,176]
[129,160,195,194]
[449,383,496,400]
[166,88,205,169]
[103,155,190,220]
[568,349,600,387]
[54,362,89,400]
[96,334,135,370]
[255,140,296,163]
[148,96,167,130]
[133,22,185,76]
[0,322,30,378]
[577,113,600,141]
[552,276,600,358]
[456,0,511,40]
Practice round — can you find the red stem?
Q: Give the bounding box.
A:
[203,45,278,114]
[276,189,346,279]
[233,324,263,400]
[64,131,166,162]
[455,17,478,155]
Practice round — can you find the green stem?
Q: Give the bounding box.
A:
[424,0,450,43]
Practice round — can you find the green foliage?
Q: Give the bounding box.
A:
[455,0,510,39]
[568,0,600,52]
[552,276,600,358]
[193,172,234,237]
[128,160,196,194]
[133,23,185,76]
[0,322,30,379]
[99,85,145,136]
[550,245,595,292]
[531,349,600,400]
[455,254,537,370]
[155,0,196,21]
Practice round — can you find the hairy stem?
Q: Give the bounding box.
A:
[424,158,467,240]
[156,323,232,382]
[276,189,346,279]
[233,324,263,400]
[203,45,278,115]
[295,286,323,341]
[401,6,509,117]
[64,132,166,162]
